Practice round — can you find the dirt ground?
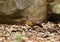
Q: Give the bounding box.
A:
[0,22,60,42]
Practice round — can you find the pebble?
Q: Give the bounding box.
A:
[0,22,59,42]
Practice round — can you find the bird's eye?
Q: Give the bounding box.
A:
[25,13,30,18]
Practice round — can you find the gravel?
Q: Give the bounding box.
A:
[0,22,60,42]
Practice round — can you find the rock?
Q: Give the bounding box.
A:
[0,0,32,24]
[0,0,47,24]
[48,0,60,22]
[0,0,32,15]
[52,4,60,14]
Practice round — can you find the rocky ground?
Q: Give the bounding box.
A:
[0,22,60,42]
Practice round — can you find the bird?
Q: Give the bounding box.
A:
[24,13,42,27]
[26,18,42,27]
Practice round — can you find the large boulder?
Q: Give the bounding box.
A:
[0,0,32,15]
[0,0,47,24]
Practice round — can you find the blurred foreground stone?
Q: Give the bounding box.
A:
[0,0,32,15]
[0,0,47,24]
